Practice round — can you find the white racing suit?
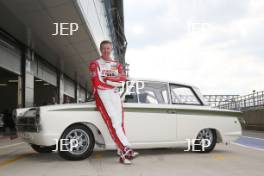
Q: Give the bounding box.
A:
[89,57,131,153]
[97,89,130,147]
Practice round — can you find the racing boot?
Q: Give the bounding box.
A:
[119,154,132,165]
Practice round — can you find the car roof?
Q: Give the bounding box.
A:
[127,77,198,89]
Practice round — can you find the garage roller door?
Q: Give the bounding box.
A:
[79,88,86,102]
[35,60,57,87]
[64,77,75,98]
[0,40,21,75]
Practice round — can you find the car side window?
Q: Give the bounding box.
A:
[138,82,170,104]
[170,84,201,105]
[161,90,169,103]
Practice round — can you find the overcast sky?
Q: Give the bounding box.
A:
[124,0,264,95]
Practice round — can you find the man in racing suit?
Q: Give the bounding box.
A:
[89,40,138,164]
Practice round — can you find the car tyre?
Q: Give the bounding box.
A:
[193,128,217,153]
[58,124,95,161]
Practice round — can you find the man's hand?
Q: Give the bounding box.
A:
[105,80,124,87]
[103,75,126,82]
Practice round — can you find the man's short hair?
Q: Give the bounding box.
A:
[100,40,112,50]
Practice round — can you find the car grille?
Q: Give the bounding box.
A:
[16,108,41,132]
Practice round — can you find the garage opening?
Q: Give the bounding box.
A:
[63,94,75,103]
[34,77,58,106]
[0,67,18,136]
[63,77,76,103]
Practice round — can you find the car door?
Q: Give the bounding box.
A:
[123,81,177,146]
[169,84,204,142]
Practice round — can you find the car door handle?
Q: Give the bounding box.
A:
[167,110,176,114]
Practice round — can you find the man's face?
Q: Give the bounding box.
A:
[100,43,112,58]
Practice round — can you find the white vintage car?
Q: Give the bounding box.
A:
[15,79,242,160]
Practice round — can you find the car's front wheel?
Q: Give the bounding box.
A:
[58,124,95,161]
[31,144,55,153]
[194,128,217,153]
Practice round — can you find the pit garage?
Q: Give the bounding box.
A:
[0,38,21,136]
[63,77,76,103]
[79,87,86,103]
[33,60,58,106]
[0,68,18,135]
[34,78,58,106]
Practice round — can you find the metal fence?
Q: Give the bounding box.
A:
[203,95,240,107]
[204,91,264,111]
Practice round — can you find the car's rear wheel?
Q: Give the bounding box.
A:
[58,124,95,161]
[194,128,216,153]
[31,144,55,153]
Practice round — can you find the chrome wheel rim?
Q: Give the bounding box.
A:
[196,129,213,147]
[64,129,90,155]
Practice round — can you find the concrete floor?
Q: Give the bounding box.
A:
[0,134,264,176]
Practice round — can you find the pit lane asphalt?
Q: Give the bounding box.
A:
[0,135,263,176]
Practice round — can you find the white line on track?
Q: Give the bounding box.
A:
[242,135,264,141]
[232,142,264,152]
